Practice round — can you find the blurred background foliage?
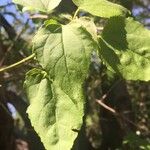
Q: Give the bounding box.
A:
[0,0,150,149]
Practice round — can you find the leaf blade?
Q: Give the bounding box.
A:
[25,69,81,150]
[73,0,130,18]
[13,0,62,12]
[99,17,150,81]
[25,20,98,150]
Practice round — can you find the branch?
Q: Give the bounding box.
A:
[96,99,142,131]
[30,14,48,19]
[73,8,80,20]
[96,99,116,114]
[0,53,35,73]
[0,13,16,39]
[98,79,122,103]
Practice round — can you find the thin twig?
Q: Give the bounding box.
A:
[96,99,116,114]
[73,8,80,20]
[100,79,122,102]
[0,53,35,73]
[96,99,142,131]
[95,79,141,129]
[30,14,48,19]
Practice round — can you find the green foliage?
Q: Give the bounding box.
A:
[11,0,150,149]
[25,68,83,150]
[13,0,62,12]
[73,0,130,18]
[99,17,150,81]
[24,20,98,150]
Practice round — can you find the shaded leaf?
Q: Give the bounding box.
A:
[99,17,150,81]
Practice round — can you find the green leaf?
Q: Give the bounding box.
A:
[25,21,98,150]
[13,0,62,12]
[76,17,98,41]
[24,68,82,150]
[44,19,60,27]
[99,17,150,81]
[73,0,130,18]
[33,20,98,79]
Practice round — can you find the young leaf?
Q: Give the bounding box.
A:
[99,17,150,81]
[25,21,98,150]
[13,0,62,12]
[73,0,130,18]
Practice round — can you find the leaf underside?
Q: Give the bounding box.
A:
[24,20,98,150]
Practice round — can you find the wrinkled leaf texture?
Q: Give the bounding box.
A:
[99,17,150,81]
[24,20,98,150]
